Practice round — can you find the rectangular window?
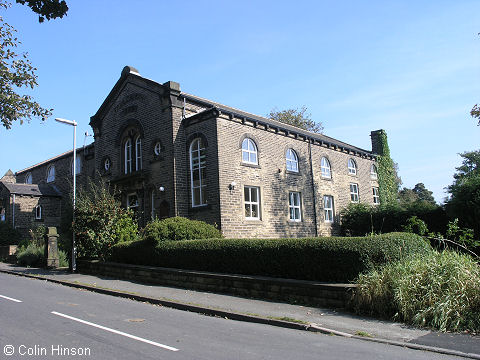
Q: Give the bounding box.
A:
[350,183,359,203]
[127,193,139,218]
[288,192,301,221]
[244,186,260,220]
[373,187,380,205]
[323,195,334,223]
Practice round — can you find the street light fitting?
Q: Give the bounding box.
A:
[55,117,77,126]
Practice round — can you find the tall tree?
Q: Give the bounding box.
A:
[446,150,480,239]
[471,104,480,126]
[0,0,68,129]
[267,106,323,133]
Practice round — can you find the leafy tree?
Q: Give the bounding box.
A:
[399,183,436,206]
[0,0,68,129]
[445,150,480,239]
[267,106,323,133]
[471,104,480,126]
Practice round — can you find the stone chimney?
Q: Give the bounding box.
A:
[370,129,389,156]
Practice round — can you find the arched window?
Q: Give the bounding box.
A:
[190,138,207,207]
[286,149,299,172]
[348,158,357,175]
[71,156,81,175]
[124,138,132,174]
[321,157,331,178]
[241,138,258,165]
[135,135,142,171]
[370,164,378,179]
[25,173,32,184]
[35,205,42,220]
[46,165,55,183]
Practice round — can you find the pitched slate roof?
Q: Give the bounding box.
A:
[1,182,62,197]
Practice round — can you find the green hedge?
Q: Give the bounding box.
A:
[143,217,222,243]
[109,232,430,282]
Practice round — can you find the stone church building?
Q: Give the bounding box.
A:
[5,66,383,238]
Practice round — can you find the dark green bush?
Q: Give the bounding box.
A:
[355,250,480,332]
[341,203,448,236]
[0,222,22,246]
[142,217,222,243]
[110,232,430,282]
[16,243,45,267]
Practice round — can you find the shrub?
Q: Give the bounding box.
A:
[110,232,430,282]
[73,180,138,261]
[402,216,428,236]
[0,222,22,246]
[354,250,480,332]
[16,243,45,267]
[142,217,222,243]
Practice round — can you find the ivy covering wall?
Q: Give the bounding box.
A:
[371,130,398,206]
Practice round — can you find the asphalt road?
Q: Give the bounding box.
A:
[0,273,461,360]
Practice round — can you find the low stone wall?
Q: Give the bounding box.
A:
[77,260,356,308]
[0,245,17,262]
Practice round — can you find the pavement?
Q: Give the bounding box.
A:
[1,262,479,359]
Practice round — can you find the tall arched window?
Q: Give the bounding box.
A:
[241,138,258,165]
[370,164,378,179]
[190,138,207,207]
[46,165,55,183]
[348,158,357,175]
[135,135,142,171]
[321,157,331,178]
[25,173,33,184]
[124,138,132,174]
[286,149,299,172]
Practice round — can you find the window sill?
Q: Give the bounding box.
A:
[190,204,211,213]
[286,170,301,176]
[321,176,332,181]
[241,162,261,169]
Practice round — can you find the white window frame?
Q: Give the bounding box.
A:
[288,191,302,222]
[286,149,299,172]
[348,158,357,175]
[323,195,334,223]
[242,138,258,165]
[124,138,132,174]
[135,135,142,171]
[127,193,139,216]
[104,158,111,171]
[373,187,380,205]
[370,164,378,179]
[190,138,207,207]
[25,173,32,184]
[46,165,55,183]
[321,157,331,179]
[244,186,260,220]
[35,205,42,220]
[350,183,359,203]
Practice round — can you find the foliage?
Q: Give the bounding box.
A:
[28,225,46,246]
[267,106,323,134]
[73,180,138,261]
[445,219,479,252]
[0,0,68,129]
[402,216,428,236]
[399,183,436,207]
[0,221,22,245]
[373,130,400,206]
[445,150,480,239]
[110,233,430,282]
[16,242,45,266]
[15,0,68,22]
[340,202,447,236]
[354,250,480,333]
[471,104,480,126]
[142,217,222,243]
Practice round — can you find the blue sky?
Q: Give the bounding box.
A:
[1,0,479,203]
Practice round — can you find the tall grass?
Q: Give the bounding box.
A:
[355,250,480,332]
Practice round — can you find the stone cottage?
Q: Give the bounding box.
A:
[12,66,383,238]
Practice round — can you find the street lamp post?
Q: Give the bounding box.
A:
[55,117,78,272]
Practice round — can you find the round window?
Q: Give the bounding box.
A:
[104,158,111,171]
[154,142,161,156]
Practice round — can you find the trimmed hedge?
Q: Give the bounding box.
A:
[109,232,430,282]
[143,217,222,243]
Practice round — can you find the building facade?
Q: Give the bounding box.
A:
[11,66,382,238]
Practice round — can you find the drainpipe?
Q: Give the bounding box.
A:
[308,139,318,237]
[12,193,15,229]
